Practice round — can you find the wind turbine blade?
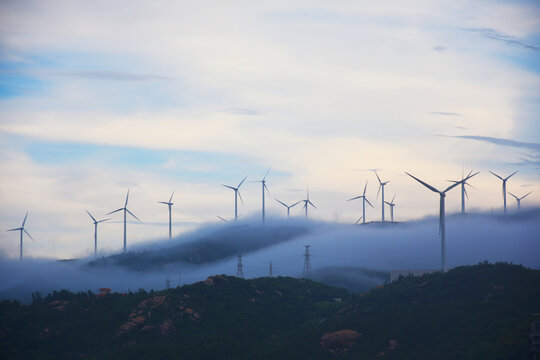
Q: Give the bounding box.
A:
[86,210,97,222]
[264,183,271,197]
[126,209,141,222]
[291,201,302,208]
[384,201,391,206]
[237,190,244,205]
[489,171,503,180]
[125,189,130,207]
[464,187,469,200]
[465,182,477,190]
[374,170,382,184]
[465,171,480,181]
[158,201,170,205]
[507,192,518,200]
[308,201,317,209]
[405,172,440,193]
[505,171,518,180]
[216,215,228,223]
[443,181,461,193]
[22,212,28,227]
[355,216,363,224]
[391,195,396,203]
[6,228,21,232]
[169,190,175,203]
[263,168,271,181]
[348,195,363,201]
[363,180,368,196]
[238,176,248,188]
[365,198,374,208]
[275,199,288,208]
[222,184,236,190]
[97,218,112,223]
[376,184,381,200]
[522,191,532,200]
[24,229,35,242]
[106,208,124,215]
[306,185,310,200]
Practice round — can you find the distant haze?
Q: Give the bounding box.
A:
[1,209,538,302]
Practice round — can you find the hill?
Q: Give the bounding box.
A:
[87,223,309,271]
[0,262,539,359]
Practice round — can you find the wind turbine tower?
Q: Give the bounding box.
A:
[86,210,111,257]
[348,180,373,224]
[6,212,34,261]
[301,186,317,219]
[275,199,301,217]
[374,171,390,222]
[222,176,247,220]
[449,170,479,214]
[489,170,517,215]
[158,191,175,240]
[508,191,532,211]
[384,195,396,222]
[252,169,271,223]
[406,172,472,272]
[107,189,141,252]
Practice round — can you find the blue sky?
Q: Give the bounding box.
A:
[0,0,539,258]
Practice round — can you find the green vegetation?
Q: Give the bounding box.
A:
[88,224,309,270]
[0,262,538,359]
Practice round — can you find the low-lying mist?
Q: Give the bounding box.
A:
[1,209,538,303]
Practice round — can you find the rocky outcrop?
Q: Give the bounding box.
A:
[320,330,361,354]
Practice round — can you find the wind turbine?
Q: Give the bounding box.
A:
[301,186,316,219]
[216,215,229,223]
[384,195,396,222]
[489,171,518,215]
[222,176,247,220]
[158,191,174,240]
[251,169,271,223]
[448,169,479,214]
[348,180,373,224]
[508,191,532,211]
[107,189,141,252]
[275,199,301,217]
[406,172,472,272]
[6,212,34,261]
[86,210,111,257]
[374,170,390,222]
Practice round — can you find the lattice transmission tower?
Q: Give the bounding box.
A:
[237,254,244,278]
[302,245,311,279]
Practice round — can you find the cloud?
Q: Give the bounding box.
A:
[430,111,461,116]
[463,27,540,52]
[451,135,540,152]
[222,108,260,116]
[56,70,174,82]
[0,211,538,302]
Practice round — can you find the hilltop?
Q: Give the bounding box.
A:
[0,262,539,359]
[88,223,310,271]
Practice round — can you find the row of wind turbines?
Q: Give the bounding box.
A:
[6,168,533,270]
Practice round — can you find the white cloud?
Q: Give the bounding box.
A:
[0,0,539,258]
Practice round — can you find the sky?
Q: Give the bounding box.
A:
[0,0,539,259]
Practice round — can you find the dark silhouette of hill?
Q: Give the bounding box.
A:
[88,223,309,271]
[1,262,538,359]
